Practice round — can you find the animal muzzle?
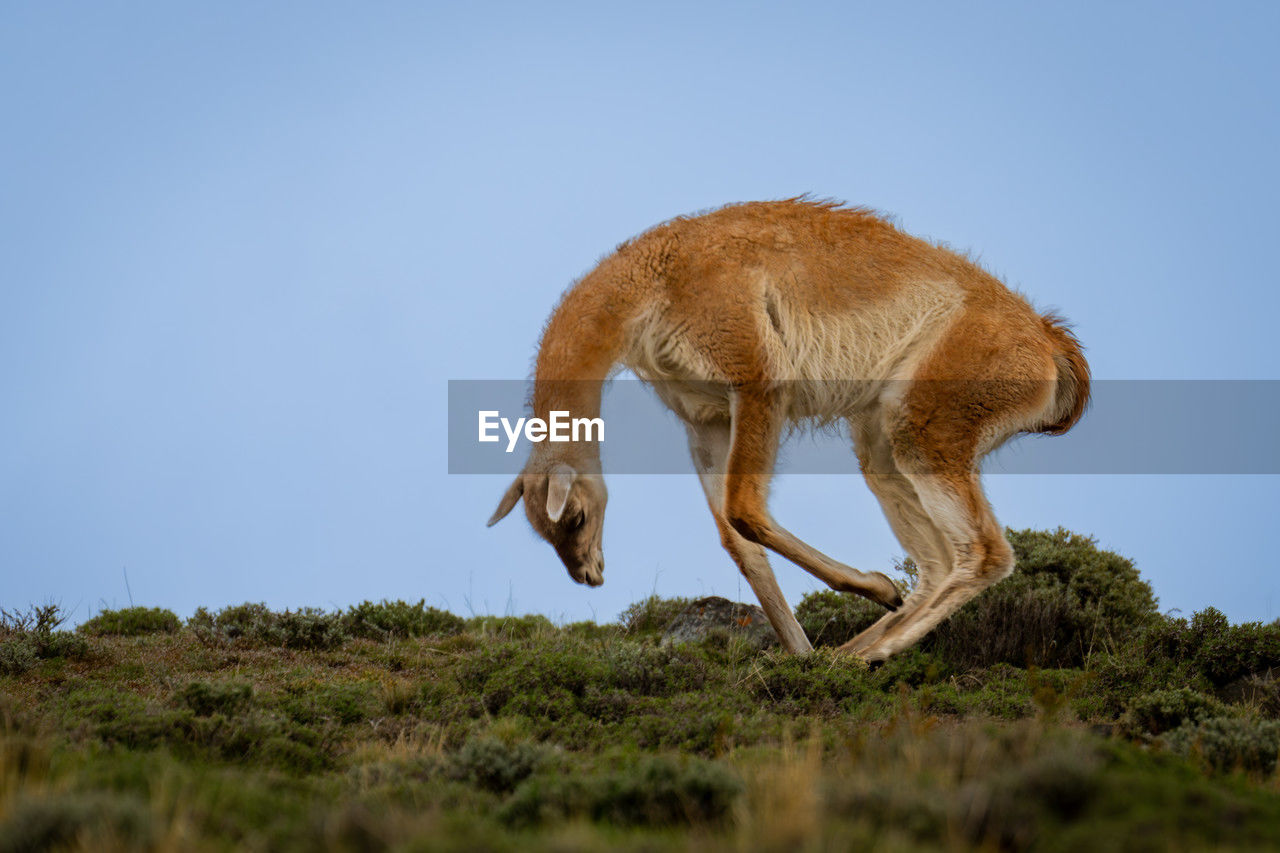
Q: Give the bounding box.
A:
[569,551,604,587]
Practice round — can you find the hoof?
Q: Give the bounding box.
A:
[871,572,904,610]
[858,644,892,665]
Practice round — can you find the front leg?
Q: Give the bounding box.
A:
[723,386,904,611]
[687,421,812,654]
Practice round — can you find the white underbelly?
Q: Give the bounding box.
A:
[622,280,962,424]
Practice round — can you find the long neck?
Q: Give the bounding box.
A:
[529,275,630,470]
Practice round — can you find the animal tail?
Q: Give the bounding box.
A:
[1036,313,1091,436]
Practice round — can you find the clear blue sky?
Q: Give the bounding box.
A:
[3,2,1278,626]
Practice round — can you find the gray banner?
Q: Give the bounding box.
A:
[448,380,1280,474]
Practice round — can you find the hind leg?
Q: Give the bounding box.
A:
[851,327,1056,660]
[857,461,1014,662]
[839,419,955,654]
[846,316,1057,660]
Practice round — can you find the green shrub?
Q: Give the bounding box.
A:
[502,755,741,828]
[1120,687,1229,737]
[945,663,1036,720]
[871,648,951,689]
[63,686,149,726]
[591,754,742,826]
[1163,716,1280,775]
[751,649,872,713]
[281,682,375,726]
[271,608,348,650]
[94,708,193,751]
[795,590,882,647]
[927,574,1080,669]
[188,603,348,650]
[1221,672,1280,717]
[602,643,710,696]
[0,606,88,671]
[578,684,635,723]
[958,741,1103,848]
[463,614,558,639]
[0,792,154,853]
[628,695,744,753]
[79,607,180,637]
[617,596,692,636]
[1139,608,1280,688]
[0,604,68,636]
[178,681,253,717]
[36,631,89,662]
[797,529,1159,670]
[1083,609,1280,716]
[86,693,328,773]
[448,736,545,793]
[188,602,272,640]
[500,775,591,827]
[465,643,609,719]
[0,638,38,676]
[562,621,621,641]
[1007,528,1158,627]
[934,528,1158,669]
[344,599,464,640]
[258,735,329,774]
[1078,650,1182,719]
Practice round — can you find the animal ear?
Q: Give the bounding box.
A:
[545,463,577,523]
[487,476,524,527]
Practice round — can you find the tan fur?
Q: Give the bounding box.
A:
[489,199,1091,659]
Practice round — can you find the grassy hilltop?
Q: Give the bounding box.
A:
[4,529,1280,851]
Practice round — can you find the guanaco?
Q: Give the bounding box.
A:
[488,199,1089,660]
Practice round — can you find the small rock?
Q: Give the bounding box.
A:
[661,596,779,650]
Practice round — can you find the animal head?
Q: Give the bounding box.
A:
[487,463,607,587]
